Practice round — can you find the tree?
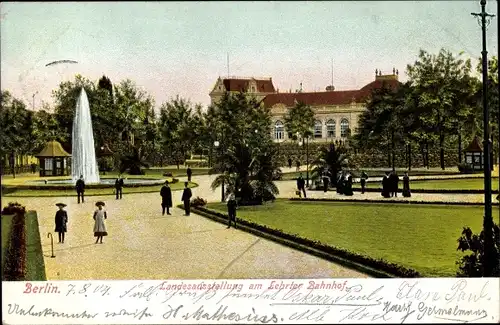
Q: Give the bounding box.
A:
[209,92,279,204]
[98,75,113,100]
[283,101,315,140]
[31,103,67,154]
[406,49,476,170]
[158,96,194,168]
[311,144,349,185]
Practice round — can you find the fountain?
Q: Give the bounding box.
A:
[71,88,100,184]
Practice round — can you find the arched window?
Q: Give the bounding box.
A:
[314,120,323,138]
[274,121,285,140]
[326,119,336,138]
[340,118,350,138]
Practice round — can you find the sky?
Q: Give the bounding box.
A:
[1,1,498,111]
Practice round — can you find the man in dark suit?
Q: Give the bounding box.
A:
[160,180,172,215]
[181,182,192,216]
[75,175,85,203]
[187,167,192,182]
[360,171,368,194]
[322,168,331,193]
[297,173,306,198]
[288,158,292,169]
[227,192,237,228]
[390,171,399,197]
[115,176,124,200]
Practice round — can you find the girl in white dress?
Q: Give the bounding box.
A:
[93,201,108,244]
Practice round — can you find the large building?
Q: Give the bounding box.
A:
[209,70,400,143]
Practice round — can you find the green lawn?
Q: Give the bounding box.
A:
[365,178,499,191]
[1,215,14,277]
[206,200,488,277]
[25,211,46,281]
[3,181,197,197]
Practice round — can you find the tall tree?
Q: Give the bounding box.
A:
[98,75,113,100]
[406,49,476,170]
[283,101,315,140]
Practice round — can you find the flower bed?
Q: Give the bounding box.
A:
[190,205,421,278]
[2,203,27,281]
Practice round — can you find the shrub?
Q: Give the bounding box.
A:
[3,206,27,281]
[191,196,207,207]
[458,163,475,174]
[163,172,173,177]
[456,223,500,277]
[2,202,26,215]
[171,178,179,184]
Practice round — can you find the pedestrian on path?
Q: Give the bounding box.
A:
[181,182,192,216]
[76,175,85,204]
[54,203,68,243]
[382,171,390,198]
[115,176,124,200]
[297,173,306,198]
[322,168,331,193]
[336,171,344,194]
[390,171,399,197]
[402,171,411,197]
[160,180,172,215]
[227,192,237,228]
[93,201,108,244]
[187,167,192,182]
[360,171,368,194]
[344,173,354,196]
[288,158,292,169]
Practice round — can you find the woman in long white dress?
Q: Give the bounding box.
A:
[93,201,108,244]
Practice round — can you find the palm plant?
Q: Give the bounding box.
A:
[119,146,150,175]
[311,144,349,186]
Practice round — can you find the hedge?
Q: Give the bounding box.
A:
[1,178,177,191]
[2,203,27,281]
[187,204,421,278]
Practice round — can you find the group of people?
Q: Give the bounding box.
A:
[159,180,193,216]
[54,201,108,245]
[335,170,354,196]
[382,171,411,198]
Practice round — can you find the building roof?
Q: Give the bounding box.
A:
[222,78,276,93]
[262,78,400,107]
[465,136,483,153]
[35,140,71,157]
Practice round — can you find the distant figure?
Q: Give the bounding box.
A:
[187,167,192,182]
[390,171,400,197]
[344,173,354,196]
[382,171,391,198]
[336,171,343,194]
[75,175,85,204]
[54,203,68,243]
[288,158,293,169]
[181,182,192,216]
[227,192,237,228]
[160,180,172,215]
[402,172,411,197]
[93,201,108,244]
[360,171,368,194]
[296,160,301,171]
[297,173,306,198]
[115,176,124,200]
[31,163,37,174]
[322,169,331,193]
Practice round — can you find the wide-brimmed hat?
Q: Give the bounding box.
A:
[95,201,105,207]
[55,203,67,207]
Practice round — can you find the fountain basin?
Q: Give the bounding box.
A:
[12,177,173,190]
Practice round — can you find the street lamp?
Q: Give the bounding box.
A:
[214,140,225,202]
[472,0,496,276]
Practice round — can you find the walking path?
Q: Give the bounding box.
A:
[8,176,368,280]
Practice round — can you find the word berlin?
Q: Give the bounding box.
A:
[160,281,244,292]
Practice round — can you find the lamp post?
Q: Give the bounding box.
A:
[472,0,495,277]
[214,140,225,202]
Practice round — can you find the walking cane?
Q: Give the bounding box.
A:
[47,233,56,258]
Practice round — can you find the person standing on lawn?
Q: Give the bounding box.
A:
[227,192,237,228]
[160,180,172,215]
[75,175,85,204]
[93,201,108,244]
[297,173,306,198]
[54,203,68,243]
[186,167,192,182]
[181,182,192,216]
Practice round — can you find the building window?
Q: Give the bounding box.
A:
[274,121,285,140]
[326,119,336,138]
[340,118,350,138]
[314,120,322,138]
